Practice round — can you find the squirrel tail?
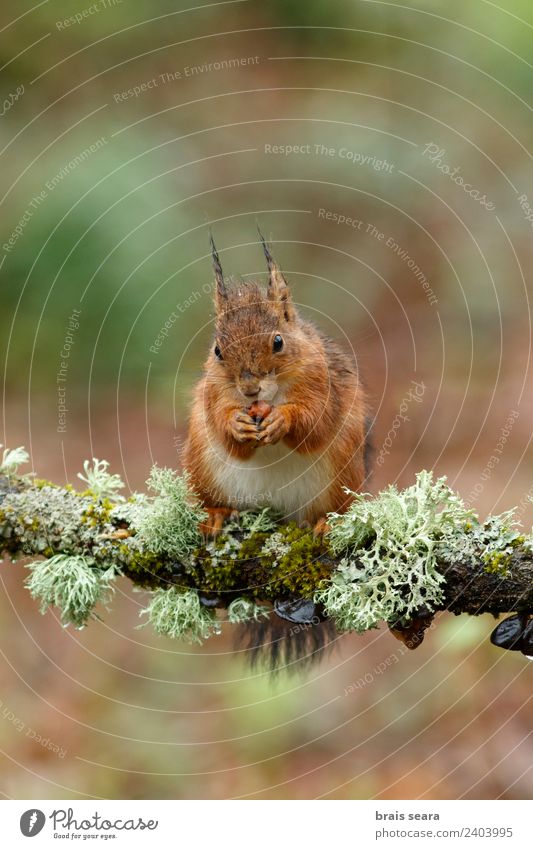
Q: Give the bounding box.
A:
[235,614,338,673]
[231,417,372,674]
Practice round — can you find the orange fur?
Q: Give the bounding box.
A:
[182,247,368,525]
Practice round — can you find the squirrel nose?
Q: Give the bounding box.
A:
[240,370,260,397]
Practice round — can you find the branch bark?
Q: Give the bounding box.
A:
[439,550,533,615]
[1,471,532,621]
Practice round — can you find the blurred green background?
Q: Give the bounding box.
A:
[1,0,532,799]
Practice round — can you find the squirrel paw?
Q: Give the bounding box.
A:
[313,517,330,536]
[199,507,238,537]
[228,410,261,444]
[258,407,290,445]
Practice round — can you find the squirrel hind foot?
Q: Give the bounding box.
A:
[199,506,238,537]
[312,516,330,536]
[298,517,330,536]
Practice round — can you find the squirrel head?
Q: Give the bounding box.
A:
[207,231,318,403]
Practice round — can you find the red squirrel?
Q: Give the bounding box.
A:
[182,232,370,668]
[183,233,369,536]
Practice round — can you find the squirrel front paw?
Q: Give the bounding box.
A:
[258,406,290,445]
[227,410,261,444]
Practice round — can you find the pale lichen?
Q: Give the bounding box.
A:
[140,587,220,643]
[0,445,29,475]
[1,485,117,561]
[109,493,149,527]
[225,507,280,534]
[439,509,524,577]
[227,597,270,623]
[317,471,473,632]
[134,467,205,562]
[25,554,117,627]
[260,531,292,566]
[77,458,125,501]
[1,447,531,645]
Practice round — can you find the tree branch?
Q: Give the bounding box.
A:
[0,464,533,616]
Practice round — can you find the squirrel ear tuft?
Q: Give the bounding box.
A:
[210,231,227,309]
[257,226,295,322]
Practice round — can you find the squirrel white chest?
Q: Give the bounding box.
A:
[206,441,333,522]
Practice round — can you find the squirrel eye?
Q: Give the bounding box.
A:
[214,345,223,360]
[272,334,284,353]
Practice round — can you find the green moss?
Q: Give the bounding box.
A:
[187,543,248,597]
[445,512,525,579]
[267,525,330,596]
[483,550,512,576]
[5,448,530,645]
[32,478,59,490]
[482,530,526,576]
[121,545,173,587]
[81,497,114,527]
[186,525,331,603]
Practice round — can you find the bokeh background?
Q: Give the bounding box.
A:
[1,0,532,800]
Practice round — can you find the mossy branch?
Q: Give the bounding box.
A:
[0,453,532,645]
